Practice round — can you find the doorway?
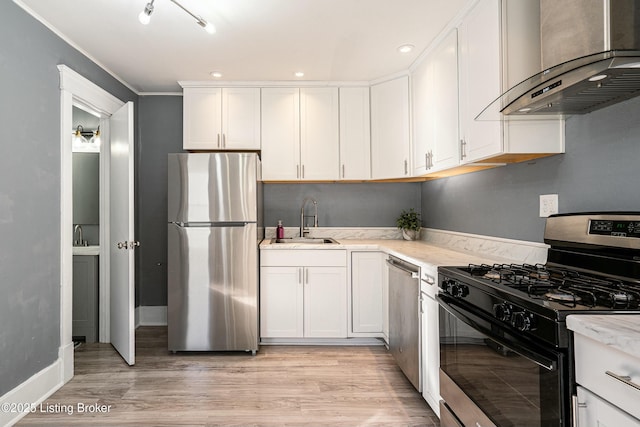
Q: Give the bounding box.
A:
[58,65,136,384]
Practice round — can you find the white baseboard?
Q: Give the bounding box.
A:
[136,306,167,327]
[0,359,64,427]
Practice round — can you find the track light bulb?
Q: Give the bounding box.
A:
[139,1,154,25]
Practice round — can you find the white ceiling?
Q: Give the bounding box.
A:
[15,0,470,93]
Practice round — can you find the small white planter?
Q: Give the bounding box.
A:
[402,229,420,241]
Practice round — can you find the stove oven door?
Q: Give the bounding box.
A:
[437,294,568,427]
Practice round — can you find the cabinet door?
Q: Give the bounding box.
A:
[458,0,502,163]
[261,88,300,180]
[576,386,640,427]
[351,252,383,334]
[371,76,411,179]
[260,266,303,337]
[183,87,222,150]
[300,87,339,180]
[412,29,459,175]
[72,255,98,343]
[421,293,441,415]
[339,87,371,180]
[304,267,347,338]
[221,87,261,150]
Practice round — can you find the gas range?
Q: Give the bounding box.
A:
[439,213,640,349]
[439,262,640,348]
[437,213,640,427]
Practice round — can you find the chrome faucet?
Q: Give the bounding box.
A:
[74,224,87,247]
[300,198,318,238]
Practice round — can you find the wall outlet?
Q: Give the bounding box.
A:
[539,194,559,217]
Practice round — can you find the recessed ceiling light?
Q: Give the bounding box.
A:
[294,71,305,78]
[397,44,415,54]
[588,74,607,82]
[210,71,222,78]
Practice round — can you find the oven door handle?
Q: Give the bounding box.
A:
[437,295,558,372]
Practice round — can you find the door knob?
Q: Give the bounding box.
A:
[117,241,128,249]
[129,241,140,249]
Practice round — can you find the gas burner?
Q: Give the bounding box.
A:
[545,291,581,304]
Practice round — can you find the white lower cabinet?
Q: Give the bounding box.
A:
[576,386,640,427]
[260,250,347,339]
[573,330,640,425]
[420,266,440,416]
[350,252,385,335]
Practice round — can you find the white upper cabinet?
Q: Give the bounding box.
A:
[412,29,460,176]
[261,87,339,181]
[458,0,564,164]
[261,88,301,181]
[300,87,340,181]
[457,0,503,163]
[339,87,371,180]
[370,76,411,180]
[182,87,260,150]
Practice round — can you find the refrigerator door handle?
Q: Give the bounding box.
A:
[172,222,253,228]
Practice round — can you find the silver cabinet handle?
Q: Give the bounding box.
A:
[222,133,226,148]
[305,268,309,284]
[217,133,221,148]
[422,275,436,285]
[429,150,434,168]
[117,241,128,249]
[298,268,302,284]
[296,165,300,179]
[460,139,467,159]
[302,164,305,179]
[606,371,640,391]
[342,164,345,178]
[404,159,408,175]
[425,153,429,170]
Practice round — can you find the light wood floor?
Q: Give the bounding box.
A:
[18,327,439,426]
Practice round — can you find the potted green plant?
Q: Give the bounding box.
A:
[396,208,421,240]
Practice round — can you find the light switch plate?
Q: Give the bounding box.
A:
[539,194,559,217]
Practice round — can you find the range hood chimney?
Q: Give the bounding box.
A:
[480,0,640,118]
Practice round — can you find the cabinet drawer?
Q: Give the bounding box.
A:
[261,250,346,267]
[574,333,640,420]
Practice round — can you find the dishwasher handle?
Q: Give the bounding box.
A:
[386,258,420,279]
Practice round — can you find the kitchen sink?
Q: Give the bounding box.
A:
[270,237,339,244]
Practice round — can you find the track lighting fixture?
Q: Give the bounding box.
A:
[138,0,215,34]
[138,0,154,25]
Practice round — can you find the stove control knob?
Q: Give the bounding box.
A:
[511,312,532,332]
[452,283,469,298]
[493,303,511,322]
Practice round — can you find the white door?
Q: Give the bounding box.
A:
[109,101,135,365]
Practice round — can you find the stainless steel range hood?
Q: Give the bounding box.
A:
[479,0,640,118]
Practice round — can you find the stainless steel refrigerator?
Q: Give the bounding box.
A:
[167,152,262,353]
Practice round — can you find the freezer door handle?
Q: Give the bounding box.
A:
[172,222,253,228]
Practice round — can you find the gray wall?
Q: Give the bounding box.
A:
[0,2,136,395]
[137,96,184,306]
[264,183,421,228]
[421,96,640,243]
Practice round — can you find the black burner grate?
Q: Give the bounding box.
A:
[466,263,640,309]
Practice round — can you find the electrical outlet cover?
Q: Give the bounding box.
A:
[539,194,559,217]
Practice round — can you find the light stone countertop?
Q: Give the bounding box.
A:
[259,238,513,270]
[566,315,640,359]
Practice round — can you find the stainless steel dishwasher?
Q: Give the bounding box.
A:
[387,255,421,391]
